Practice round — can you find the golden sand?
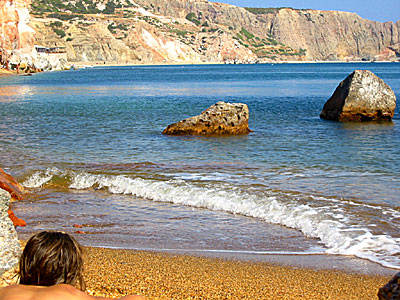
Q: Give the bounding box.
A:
[0,69,15,76]
[83,247,390,300]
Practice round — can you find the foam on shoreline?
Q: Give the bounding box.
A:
[23,168,400,270]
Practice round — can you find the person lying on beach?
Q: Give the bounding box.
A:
[0,231,144,300]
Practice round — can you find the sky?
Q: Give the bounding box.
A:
[214,1,400,23]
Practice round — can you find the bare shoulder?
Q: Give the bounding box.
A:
[0,284,33,300]
[33,285,146,300]
[34,284,92,300]
[0,284,145,300]
[0,284,88,300]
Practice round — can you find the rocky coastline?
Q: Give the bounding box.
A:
[1,0,399,70]
[0,0,71,74]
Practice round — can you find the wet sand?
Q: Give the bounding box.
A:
[83,247,390,300]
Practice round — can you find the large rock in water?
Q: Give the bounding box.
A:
[320,70,396,121]
[0,189,21,277]
[162,102,252,135]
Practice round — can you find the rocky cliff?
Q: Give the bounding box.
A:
[30,0,257,64]
[131,0,400,61]
[0,0,35,61]
[0,0,70,71]
[3,0,400,66]
[258,8,400,61]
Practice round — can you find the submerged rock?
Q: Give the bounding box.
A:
[162,101,252,135]
[0,189,22,277]
[378,272,400,300]
[320,70,396,121]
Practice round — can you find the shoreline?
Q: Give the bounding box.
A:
[83,246,391,299]
[71,59,398,68]
[135,247,398,277]
[2,241,394,299]
[0,69,16,76]
[1,60,397,77]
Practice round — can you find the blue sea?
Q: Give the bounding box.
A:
[1,63,399,271]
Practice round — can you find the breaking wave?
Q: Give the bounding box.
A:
[24,167,400,269]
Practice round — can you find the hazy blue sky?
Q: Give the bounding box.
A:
[214,1,400,23]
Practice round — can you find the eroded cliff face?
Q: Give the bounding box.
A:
[5,0,400,65]
[133,0,400,61]
[259,9,400,61]
[31,2,258,64]
[0,0,35,55]
[0,0,68,71]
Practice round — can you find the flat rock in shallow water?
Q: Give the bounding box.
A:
[162,101,252,135]
[0,189,22,277]
[320,70,396,121]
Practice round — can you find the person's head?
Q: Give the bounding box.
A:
[18,231,85,290]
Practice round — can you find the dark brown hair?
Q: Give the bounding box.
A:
[18,231,85,290]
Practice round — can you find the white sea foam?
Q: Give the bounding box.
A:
[23,167,65,188]
[23,168,400,269]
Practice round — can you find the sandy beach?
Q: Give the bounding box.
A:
[0,69,15,76]
[83,247,390,300]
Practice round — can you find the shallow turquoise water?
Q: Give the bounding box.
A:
[1,63,399,269]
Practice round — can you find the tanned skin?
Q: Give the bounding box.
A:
[0,284,145,300]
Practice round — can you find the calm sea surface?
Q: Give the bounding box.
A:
[0,63,399,270]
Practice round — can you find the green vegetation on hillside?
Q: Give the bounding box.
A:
[231,26,307,60]
[244,7,285,14]
[49,20,66,37]
[47,13,85,20]
[169,28,189,37]
[107,23,128,34]
[50,21,63,28]
[54,28,66,38]
[31,0,136,15]
[186,12,201,26]
[244,7,309,14]
[31,0,100,14]
[240,27,254,40]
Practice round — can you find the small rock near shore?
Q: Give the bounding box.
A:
[320,70,396,121]
[162,101,252,135]
[378,272,400,300]
[0,168,25,201]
